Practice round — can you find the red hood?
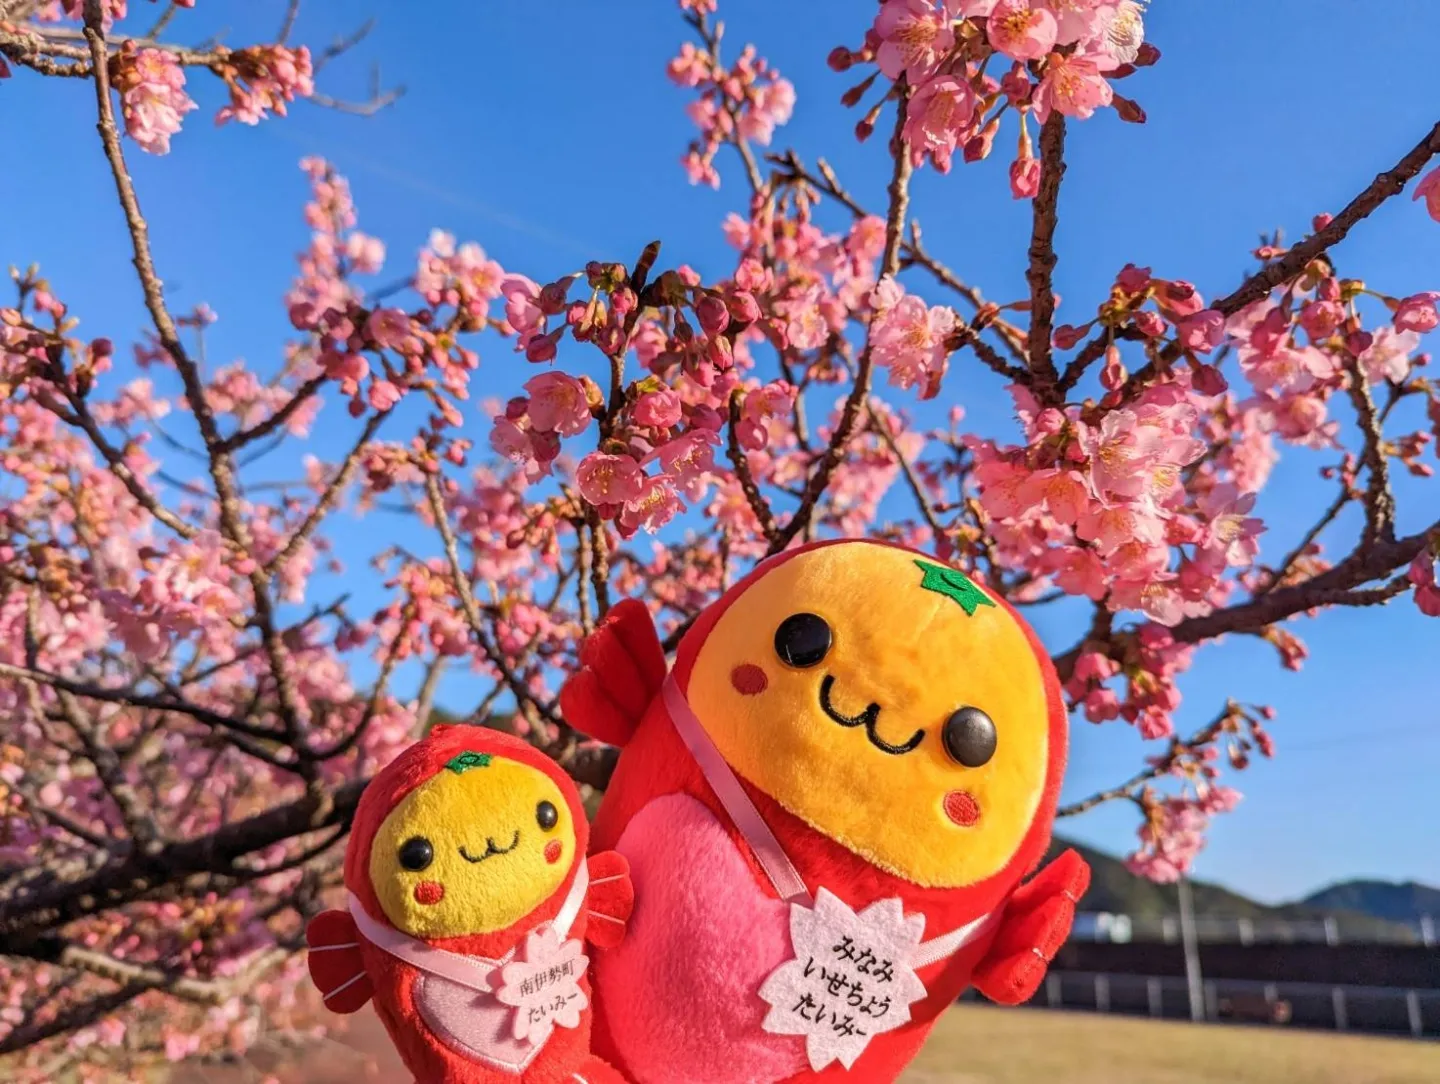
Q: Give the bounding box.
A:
[669,537,1068,898]
[345,725,590,956]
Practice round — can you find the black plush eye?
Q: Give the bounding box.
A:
[774,613,832,668]
[536,800,559,831]
[398,836,434,872]
[943,707,997,768]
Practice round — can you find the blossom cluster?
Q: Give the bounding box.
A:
[110,44,197,155]
[830,0,1152,196]
[667,17,795,187]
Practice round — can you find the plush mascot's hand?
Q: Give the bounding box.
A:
[582,851,635,950]
[972,849,1090,1005]
[560,598,667,748]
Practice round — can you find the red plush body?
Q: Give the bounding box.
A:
[305,726,634,1084]
[562,539,1089,1084]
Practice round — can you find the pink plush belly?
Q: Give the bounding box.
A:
[593,792,808,1084]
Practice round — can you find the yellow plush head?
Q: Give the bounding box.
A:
[366,751,578,939]
[683,540,1063,890]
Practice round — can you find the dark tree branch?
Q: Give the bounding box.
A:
[1024,113,1067,396]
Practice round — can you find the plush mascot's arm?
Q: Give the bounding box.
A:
[582,851,635,950]
[972,849,1090,1005]
[560,598,667,748]
[306,910,374,1014]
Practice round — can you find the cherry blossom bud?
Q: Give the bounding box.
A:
[726,290,762,323]
[539,279,572,315]
[695,294,730,335]
[611,287,638,316]
[1100,345,1128,390]
[1113,94,1147,124]
[827,46,854,72]
[525,329,561,364]
[1134,311,1166,338]
[1191,362,1228,397]
[505,396,529,420]
[1052,324,1085,350]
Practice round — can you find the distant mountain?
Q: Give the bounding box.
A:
[1046,836,1434,938]
[1301,880,1440,922]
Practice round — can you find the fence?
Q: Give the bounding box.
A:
[995,970,1440,1038]
[1072,911,1439,947]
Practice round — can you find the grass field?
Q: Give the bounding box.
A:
[899,1005,1440,1084]
[162,1004,1440,1084]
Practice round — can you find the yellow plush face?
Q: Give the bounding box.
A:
[687,543,1053,889]
[367,753,577,939]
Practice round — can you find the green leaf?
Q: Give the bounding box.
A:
[445,751,492,774]
[914,560,996,618]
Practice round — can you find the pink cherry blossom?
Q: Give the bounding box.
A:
[112,47,197,155]
[620,474,686,536]
[1395,292,1440,333]
[869,281,957,396]
[524,372,592,436]
[633,388,685,428]
[989,0,1058,61]
[1177,309,1224,353]
[1092,0,1147,67]
[576,452,645,508]
[904,76,979,173]
[365,308,412,350]
[1415,166,1440,222]
[1410,553,1440,617]
[1033,50,1114,121]
[873,0,956,82]
[1358,327,1419,384]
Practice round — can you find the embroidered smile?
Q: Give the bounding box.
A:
[458,831,520,863]
[818,675,925,756]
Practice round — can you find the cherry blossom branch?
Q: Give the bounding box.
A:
[1254,473,1353,598]
[1115,119,1440,392]
[0,987,148,1057]
[767,150,1028,360]
[727,390,779,545]
[0,662,286,742]
[1056,702,1237,817]
[1024,113,1066,394]
[1342,355,1397,556]
[215,373,328,454]
[687,9,764,194]
[266,409,389,575]
[423,472,562,728]
[1215,120,1440,319]
[53,945,289,1007]
[0,775,367,944]
[768,92,911,555]
[868,407,945,545]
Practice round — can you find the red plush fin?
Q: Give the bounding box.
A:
[560,598,666,747]
[583,850,634,950]
[972,849,1090,1006]
[305,909,373,1014]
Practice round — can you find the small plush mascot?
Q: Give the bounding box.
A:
[561,538,1090,1084]
[305,725,635,1084]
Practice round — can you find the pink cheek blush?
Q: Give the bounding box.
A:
[944,791,982,828]
[730,663,769,696]
[545,841,563,864]
[413,881,445,905]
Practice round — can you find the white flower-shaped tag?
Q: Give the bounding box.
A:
[493,925,590,1046]
[758,888,929,1071]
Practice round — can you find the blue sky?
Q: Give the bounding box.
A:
[4,1,1438,904]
